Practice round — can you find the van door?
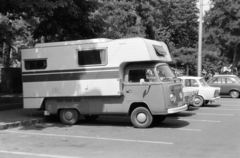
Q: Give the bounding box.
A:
[123,68,165,114]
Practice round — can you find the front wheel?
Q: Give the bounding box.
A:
[192,95,204,107]
[230,90,240,98]
[59,109,79,125]
[131,107,153,128]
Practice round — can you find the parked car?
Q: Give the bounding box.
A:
[207,75,240,98]
[181,87,198,108]
[178,76,221,107]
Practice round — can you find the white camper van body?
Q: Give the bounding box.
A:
[21,37,187,128]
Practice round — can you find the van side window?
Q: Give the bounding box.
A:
[128,69,157,83]
[25,60,47,70]
[78,49,107,66]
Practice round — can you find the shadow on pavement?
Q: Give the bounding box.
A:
[203,104,221,108]
[17,114,190,130]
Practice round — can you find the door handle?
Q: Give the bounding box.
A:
[126,90,132,93]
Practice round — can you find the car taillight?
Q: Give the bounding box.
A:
[214,90,219,97]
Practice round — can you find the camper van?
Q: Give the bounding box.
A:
[21,37,187,128]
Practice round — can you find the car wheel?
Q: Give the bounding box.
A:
[59,109,79,125]
[131,107,153,128]
[230,90,240,98]
[192,95,204,107]
[152,115,166,125]
[84,115,99,121]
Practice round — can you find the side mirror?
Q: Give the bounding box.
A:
[146,76,157,81]
[140,79,151,85]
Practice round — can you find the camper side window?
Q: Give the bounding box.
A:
[25,60,47,70]
[78,49,107,66]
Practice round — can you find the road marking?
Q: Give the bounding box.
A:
[5,130,173,145]
[176,128,201,132]
[0,150,81,158]
[201,108,240,111]
[177,118,221,123]
[216,108,240,111]
[218,105,240,107]
[183,112,234,116]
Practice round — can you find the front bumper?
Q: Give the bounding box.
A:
[167,104,188,114]
[208,96,221,102]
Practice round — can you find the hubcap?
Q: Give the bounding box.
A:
[194,98,200,104]
[137,113,147,123]
[64,111,73,120]
[231,92,238,97]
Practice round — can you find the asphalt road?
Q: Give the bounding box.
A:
[0,97,239,158]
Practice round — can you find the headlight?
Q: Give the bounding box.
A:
[179,92,183,99]
[170,93,176,102]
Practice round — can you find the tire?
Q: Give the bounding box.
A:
[59,109,79,125]
[230,90,240,98]
[152,115,166,125]
[130,107,153,128]
[84,115,99,121]
[192,95,204,107]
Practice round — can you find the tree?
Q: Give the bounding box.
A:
[0,0,104,67]
[171,47,198,75]
[0,14,33,67]
[0,0,104,42]
[135,0,199,49]
[96,0,145,39]
[204,0,240,73]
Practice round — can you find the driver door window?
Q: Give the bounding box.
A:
[128,69,157,83]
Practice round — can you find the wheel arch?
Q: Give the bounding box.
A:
[57,107,81,116]
[128,102,151,116]
[229,88,240,94]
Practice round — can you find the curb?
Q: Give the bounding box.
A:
[0,118,44,130]
[0,103,23,110]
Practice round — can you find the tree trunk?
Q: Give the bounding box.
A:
[3,42,11,68]
[232,46,238,74]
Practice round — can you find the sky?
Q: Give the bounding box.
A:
[196,0,211,15]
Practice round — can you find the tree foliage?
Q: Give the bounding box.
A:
[0,0,104,41]
[0,0,201,70]
[204,0,240,71]
[96,0,145,39]
[136,0,199,49]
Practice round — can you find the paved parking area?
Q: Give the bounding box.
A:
[0,98,239,158]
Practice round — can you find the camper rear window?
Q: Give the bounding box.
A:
[78,49,107,66]
[25,60,47,70]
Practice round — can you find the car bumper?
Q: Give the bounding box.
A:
[208,96,221,102]
[167,104,188,114]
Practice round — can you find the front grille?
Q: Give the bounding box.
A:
[185,96,189,102]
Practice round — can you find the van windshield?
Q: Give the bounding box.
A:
[156,65,176,82]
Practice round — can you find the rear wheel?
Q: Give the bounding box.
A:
[192,95,204,107]
[84,115,99,121]
[131,107,153,128]
[230,90,240,98]
[59,109,79,125]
